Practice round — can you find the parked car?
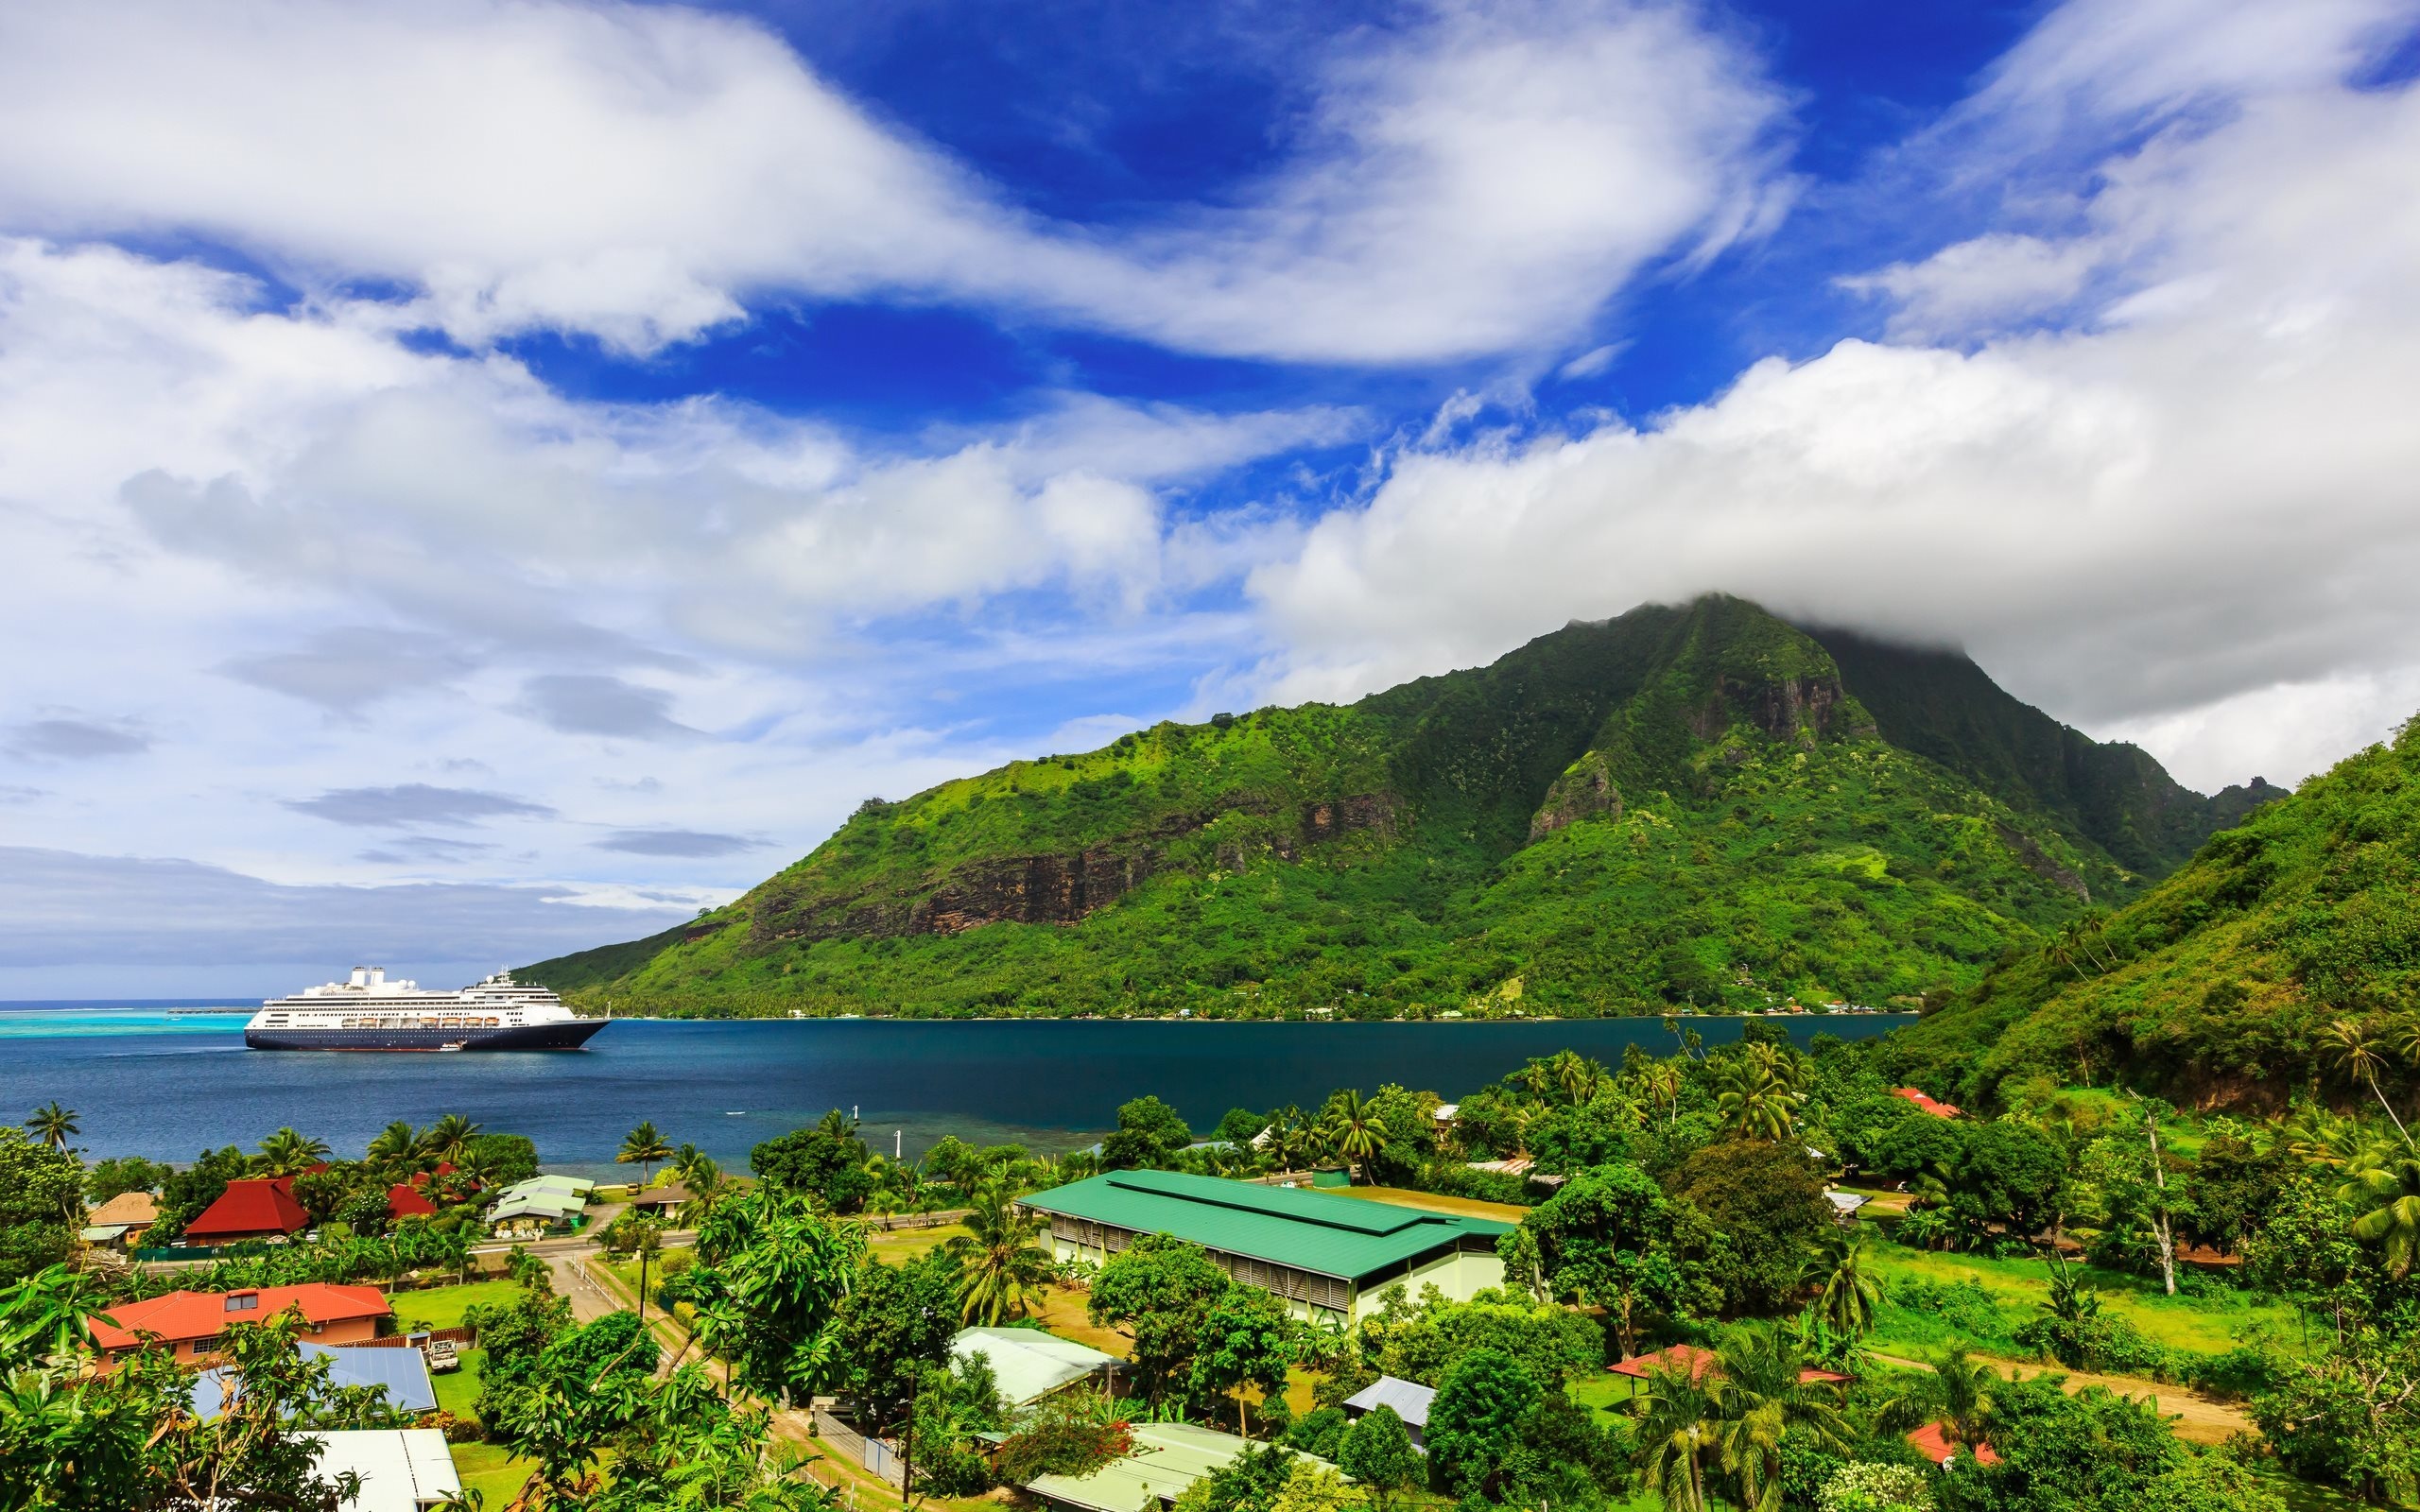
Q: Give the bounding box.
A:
[424,1338,459,1374]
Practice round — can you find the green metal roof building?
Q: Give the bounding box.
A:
[1017,1170,1510,1320]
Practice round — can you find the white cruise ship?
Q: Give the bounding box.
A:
[244,967,609,1052]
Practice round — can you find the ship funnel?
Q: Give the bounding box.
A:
[367,966,386,987]
[349,967,369,988]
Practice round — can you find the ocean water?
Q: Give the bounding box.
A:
[0,1007,1910,1175]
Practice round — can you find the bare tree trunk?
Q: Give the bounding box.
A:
[2145,1112,2177,1297]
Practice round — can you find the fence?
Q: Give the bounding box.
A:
[857,1210,969,1233]
[808,1406,905,1488]
[351,1326,478,1349]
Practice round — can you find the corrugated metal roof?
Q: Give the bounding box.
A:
[951,1326,1117,1405]
[191,1341,438,1420]
[1025,1422,1318,1512]
[1342,1376,1434,1429]
[1018,1170,1510,1283]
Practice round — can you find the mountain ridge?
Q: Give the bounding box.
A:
[527,595,2265,1019]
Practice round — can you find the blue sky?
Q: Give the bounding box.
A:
[2,0,2419,994]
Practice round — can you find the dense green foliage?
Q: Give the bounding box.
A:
[531,596,2256,1018]
[1896,713,2420,1103]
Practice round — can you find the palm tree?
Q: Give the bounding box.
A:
[253,1126,332,1177]
[618,1121,675,1186]
[1642,1061,1684,1127]
[1634,1366,1720,1512]
[366,1121,423,1169]
[1710,1326,1850,1512]
[26,1102,78,1150]
[423,1112,483,1164]
[1713,1059,1803,1142]
[1876,1349,1997,1452]
[1803,1235,1880,1339]
[2325,1020,2416,1152]
[677,1154,732,1228]
[1321,1090,1391,1184]
[2341,1155,2420,1277]
[944,1181,1054,1324]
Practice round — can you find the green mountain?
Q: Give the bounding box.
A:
[527,595,2260,1020]
[1892,714,2419,1108]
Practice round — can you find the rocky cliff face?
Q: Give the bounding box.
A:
[752,790,1400,943]
[1530,751,1622,839]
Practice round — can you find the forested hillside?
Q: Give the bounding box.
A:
[529,595,2260,1019]
[1893,713,2420,1107]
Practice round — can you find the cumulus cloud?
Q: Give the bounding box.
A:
[0,0,1789,363]
[593,829,765,858]
[1249,27,2420,783]
[5,716,152,760]
[285,784,555,828]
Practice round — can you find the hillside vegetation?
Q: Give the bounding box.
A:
[529,595,2261,1019]
[1893,713,2420,1106]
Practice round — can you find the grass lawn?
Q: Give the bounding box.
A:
[391,1279,527,1332]
[1033,1285,1132,1358]
[429,1346,487,1420]
[1335,1187,1530,1222]
[866,1223,970,1263]
[1860,1229,2298,1358]
[424,1348,540,1504]
[451,1442,535,1506]
[1566,1369,1635,1420]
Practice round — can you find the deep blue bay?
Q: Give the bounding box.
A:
[0,1007,1910,1176]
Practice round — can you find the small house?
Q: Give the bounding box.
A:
[1342,1376,1434,1447]
[950,1325,1118,1406]
[88,1284,391,1367]
[82,1190,160,1249]
[191,1340,437,1420]
[183,1178,311,1246]
[310,1429,461,1512]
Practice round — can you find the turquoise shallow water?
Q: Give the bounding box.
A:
[0,1007,1910,1174]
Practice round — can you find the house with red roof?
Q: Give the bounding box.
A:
[182,1177,312,1246]
[1907,1421,2000,1467]
[1605,1343,1853,1398]
[1893,1088,1963,1119]
[89,1283,391,1367]
[387,1183,439,1221]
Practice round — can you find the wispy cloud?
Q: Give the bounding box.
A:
[5,716,151,760]
[285,784,555,828]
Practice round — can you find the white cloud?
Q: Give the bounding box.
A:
[1248,49,2420,787]
[1839,233,2104,339]
[0,0,1789,363]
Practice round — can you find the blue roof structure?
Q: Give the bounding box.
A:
[191,1341,437,1420]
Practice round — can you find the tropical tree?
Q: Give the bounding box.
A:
[366,1120,422,1169]
[619,1121,676,1186]
[1321,1091,1390,1184]
[677,1152,735,1228]
[2340,1154,2420,1278]
[1336,1404,1422,1512]
[1713,1058,1804,1142]
[252,1126,332,1177]
[1803,1233,1880,1339]
[1710,1325,1851,1512]
[943,1181,1053,1325]
[689,1185,866,1404]
[423,1112,482,1164]
[2325,1020,2415,1152]
[1634,1364,1720,1512]
[26,1102,78,1150]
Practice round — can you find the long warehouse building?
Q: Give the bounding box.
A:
[1017,1168,1510,1320]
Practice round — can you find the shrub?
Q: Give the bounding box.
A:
[1818,1461,1933,1512]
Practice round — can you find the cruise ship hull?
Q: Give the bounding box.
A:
[244,1020,609,1052]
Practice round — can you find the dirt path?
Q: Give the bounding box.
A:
[1867,1350,2250,1444]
